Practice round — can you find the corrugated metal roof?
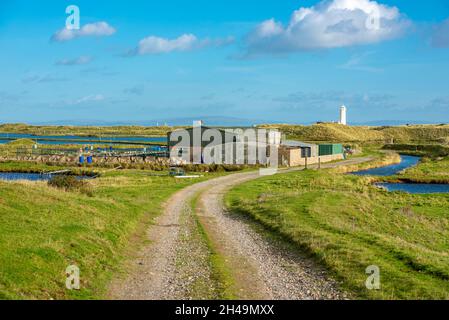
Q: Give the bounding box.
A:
[168,126,237,136]
[282,140,317,148]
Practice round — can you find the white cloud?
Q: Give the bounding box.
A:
[74,94,105,105]
[338,52,383,73]
[22,73,67,83]
[129,34,234,55]
[255,19,284,38]
[56,56,92,66]
[245,0,410,55]
[51,22,116,42]
[137,34,197,54]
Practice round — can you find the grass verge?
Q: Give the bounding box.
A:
[0,162,216,299]
[225,159,449,299]
[190,194,236,300]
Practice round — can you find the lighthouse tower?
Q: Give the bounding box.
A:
[339,105,347,125]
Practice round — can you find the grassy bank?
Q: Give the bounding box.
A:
[0,163,218,299]
[333,151,401,174]
[0,161,98,177]
[389,156,449,184]
[260,123,449,143]
[225,160,449,299]
[2,123,449,143]
[382,143,449,157]
[0,124,177,137]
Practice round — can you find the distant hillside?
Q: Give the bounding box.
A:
[1,123,449,144]
[260,123,449,143]
[25,116,274,127]
[377,125,449,142]
[6,138,36,146]
[0,123,178,137]
[353,120,446,126]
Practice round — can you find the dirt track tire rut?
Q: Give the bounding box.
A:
[110,157,372,299]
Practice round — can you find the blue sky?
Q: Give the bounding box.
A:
[0,0,448,125]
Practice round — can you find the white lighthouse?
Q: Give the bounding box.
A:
[339,105,347,125]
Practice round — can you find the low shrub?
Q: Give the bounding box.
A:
[48,175,93,196]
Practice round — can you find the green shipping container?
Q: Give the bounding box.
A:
[319,144,332,156]
[319,144,343,156]
[332,144,343,154]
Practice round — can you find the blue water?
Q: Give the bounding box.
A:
[376,183,449,194]
[0,172,89,181]
[352,155,449,194]
[1,172,57,181]
[0,133,166,145]
[352,155,421,176]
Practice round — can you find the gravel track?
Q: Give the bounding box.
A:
[197,172,344,299]
[109,157,372,300]
[109,178,213,299]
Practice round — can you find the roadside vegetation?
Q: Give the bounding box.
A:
[225,156,449,299]
[0,163,220,299]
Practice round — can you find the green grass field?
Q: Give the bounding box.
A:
[0,164,219,300]
[225,158,449,299]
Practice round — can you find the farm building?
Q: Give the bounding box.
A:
[167,123,281,165]
[167,122,344,167]
[279,141,344,167]
[281,140,318,158]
